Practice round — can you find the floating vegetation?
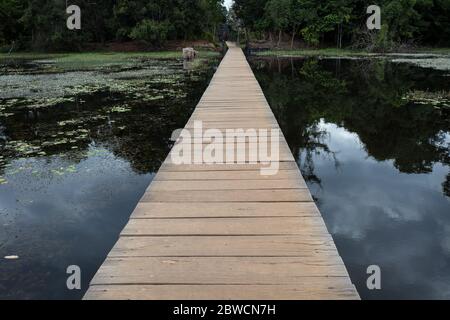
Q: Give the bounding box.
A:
[0,155,85,184]
[41,129,90,147]
[4,141,43,157]
[30,97,76,109]
[391,57,450,71]
[57,119,82,126]
[141,95,165,102]
[66,165,77,173]
[1,96,77,116]
[149,74,184,85]
[108,105,131,113]
[0,53,219,180]
[0,54,221,301]
[403,90,450,108]
[0,56,215,119]
[50,165,78,176]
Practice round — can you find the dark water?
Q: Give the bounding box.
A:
[0,58,219,299]
[250,56,450,299]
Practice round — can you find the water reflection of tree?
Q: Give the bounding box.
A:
[252,58,347,188]
[252,56,450,197]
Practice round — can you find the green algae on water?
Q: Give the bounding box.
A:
[403,90,450,108]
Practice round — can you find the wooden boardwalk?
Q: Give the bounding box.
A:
[84,43,359,300]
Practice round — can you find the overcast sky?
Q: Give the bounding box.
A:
[224,0,233,9]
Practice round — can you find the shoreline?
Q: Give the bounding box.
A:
[251,47,450,58]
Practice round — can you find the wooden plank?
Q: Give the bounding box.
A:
[84,284,359,300]
[90,257,351,285]
[154,170,302,181]
[172,128,291,138]
[166,154,295,163]
[121,217,327,236]
[131,202,321,218]
[186,117,278,122]
[169,145,293,156]
[160,161,298,172]
[108,235,337,257]
[172,140,292,148]
[141,189,312,202]
[147,179,307,191]
[184,124,280,129]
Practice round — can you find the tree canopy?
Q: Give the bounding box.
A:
[232,0,450,49]
[1,0,449,51]
[0,0,226,51]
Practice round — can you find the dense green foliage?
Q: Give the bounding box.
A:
[0,0,226,51]
[1,0,449,51]
[232,0,450,49]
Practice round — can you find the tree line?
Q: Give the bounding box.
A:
[231,0,450,49]
[0,0,226,51]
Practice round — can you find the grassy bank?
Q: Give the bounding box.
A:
[0,51,221,72]
[0,50,219,60]
[255,48,450,57]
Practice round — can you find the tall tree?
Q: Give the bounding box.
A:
[0,0,23,49]
[265,0,291,46]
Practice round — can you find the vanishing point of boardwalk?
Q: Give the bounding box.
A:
[84,43,359,300]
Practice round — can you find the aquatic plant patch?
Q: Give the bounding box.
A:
[0,55,219,179]
[403,90,450,108]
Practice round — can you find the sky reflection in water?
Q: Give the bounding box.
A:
[251,56,450,299]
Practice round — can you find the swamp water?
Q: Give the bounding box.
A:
[1,51,449,300]
[0,55,219,299]
[249,56,450,299]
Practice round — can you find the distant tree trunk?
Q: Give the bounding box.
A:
[291,26,296,49]
[337,24,343,49]
[8,41,15,55]
[277,30,282,47]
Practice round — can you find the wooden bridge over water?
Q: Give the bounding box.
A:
[84,43,359,300]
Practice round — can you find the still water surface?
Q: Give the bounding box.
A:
[0,57,218,299]
[250,56,450,299]
[1,53,449,299]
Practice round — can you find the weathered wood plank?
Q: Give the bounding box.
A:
[121,217,327,236]
[141,189,312,202]
[154,170,302,181]
[160,161,298,172]
[84,284,359,300]
[109,235,337,257]
[131,202,321,218]
[147,179,307,191]
[90,257,351,285]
